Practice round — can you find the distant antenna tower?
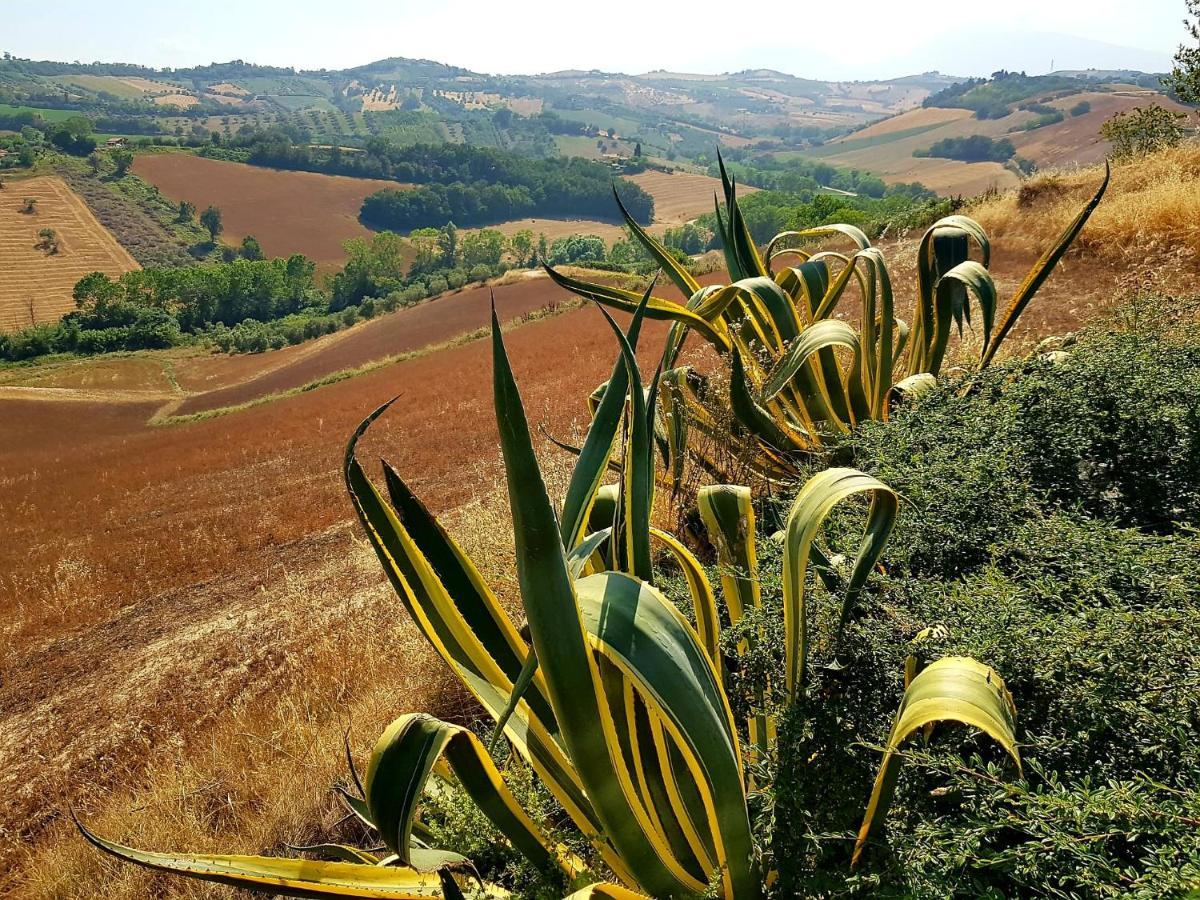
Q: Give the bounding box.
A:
[1050,58,1055,72]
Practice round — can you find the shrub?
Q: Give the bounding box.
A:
[1101,105,1186,159]
[762,329,1200,896]
[847,332,1200,561]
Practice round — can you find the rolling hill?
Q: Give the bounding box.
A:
[802,76,1191,195]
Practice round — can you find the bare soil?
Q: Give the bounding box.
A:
[131,154,406,270]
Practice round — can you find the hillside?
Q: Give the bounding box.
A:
[129,153,403,271]
[0,54,984,160]
[806,76,1189,195]
[3,142,1200,897]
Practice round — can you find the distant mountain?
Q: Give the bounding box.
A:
[907,28,1172,79]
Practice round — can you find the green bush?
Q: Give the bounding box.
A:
[758,329,1200,896]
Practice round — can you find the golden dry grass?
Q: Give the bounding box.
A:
[0,176,139,331]
[835,107,972,141]
[969,143,1200,264]
[5,444,569,900]
[10,532,466,900]
[153,94,200,108]
[461,217,633,244]
[626,171,755,225]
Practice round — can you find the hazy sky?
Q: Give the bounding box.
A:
[1,0,1187,79]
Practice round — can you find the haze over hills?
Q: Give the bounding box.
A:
[0,50,1171,155]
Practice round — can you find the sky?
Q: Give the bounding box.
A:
[0,0,1187,80]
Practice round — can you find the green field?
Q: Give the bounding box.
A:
[0,104,84,123]
[550,106,648,138]
[51,74,148,100]
[554,134,636,160]
[804,121,952,158]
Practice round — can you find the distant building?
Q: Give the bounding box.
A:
[104,137,128,148]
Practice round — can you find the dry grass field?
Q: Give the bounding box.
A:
[844,106,972,140]
[2,150,1198,899]
[131,154,406,270]
[626,170,756,225]
[0,176,139,331]
[152,93,199,108]
[463,216,634,244]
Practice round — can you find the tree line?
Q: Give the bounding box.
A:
[205,130,654,230]
[0,219,665,360]
[914,135,1016,163]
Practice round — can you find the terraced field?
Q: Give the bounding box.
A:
[0,176,139,331]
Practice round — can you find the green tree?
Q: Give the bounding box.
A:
[634,141,643,158]
[87,152,103,176]
[607,236,650,267]
[1166,0,1200,103]
[460,229,506,268]
[408,227,441,272]
[200,206,223,243]
[509,229,534,267]
[1101,105,1186,158]
[111,148,134,178]
[547,234,606,265]
[177,200,196,223]
[73,270,123,312]
[241,235,264,261]
[437,222,458,266]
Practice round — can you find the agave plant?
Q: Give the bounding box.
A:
[80,294,1022,898]
[546,158,1109,482]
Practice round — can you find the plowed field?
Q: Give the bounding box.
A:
[131,154,407,270]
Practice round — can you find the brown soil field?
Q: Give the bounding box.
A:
[131,154,406,270]
[0,176,139,331]
[169,275,585,415]
[816,90,1193,196]
[1011,92,1193,168]
[627,170,757,225]
[0,299,676,889]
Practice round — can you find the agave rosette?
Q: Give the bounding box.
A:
[546,156,1109,480]
[81,292,1023,898]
